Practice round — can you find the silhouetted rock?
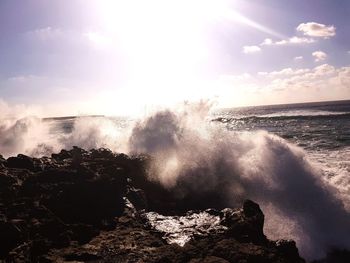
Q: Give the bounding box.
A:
[6,154,35,171]
[0,147,306,262]
[220,200,266,244]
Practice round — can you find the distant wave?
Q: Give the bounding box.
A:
[213,111,350,122]
[260,110,350,117]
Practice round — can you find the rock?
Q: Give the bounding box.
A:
[0,172,18,190]
[219,200,266,244]
[63,252,101,261]
[0,148,306,262]
[127,187,148,210]
[190,256,230,263]
[70,224,99,244]
[51,149,72,160]
[44,177,126,225]
[276,240,301,260]
[90,148,115,159]
[6,154,35,171]
[0,220,23,258]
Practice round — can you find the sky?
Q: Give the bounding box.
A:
[0,0,349,116]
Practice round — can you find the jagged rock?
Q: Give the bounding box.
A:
[0,147,306,262]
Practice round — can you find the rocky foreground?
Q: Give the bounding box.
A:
[0,147,308,262]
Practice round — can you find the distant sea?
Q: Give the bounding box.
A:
[214,100,350,180]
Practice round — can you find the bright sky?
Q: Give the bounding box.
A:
[0,0,349,116]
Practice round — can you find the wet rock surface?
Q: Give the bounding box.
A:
[0,147,306,262]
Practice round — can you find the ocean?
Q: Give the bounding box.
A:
[214,100,350,181]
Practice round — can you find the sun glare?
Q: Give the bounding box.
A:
[85,0,283,113]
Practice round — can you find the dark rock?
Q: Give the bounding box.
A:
[127,187,148,210]
[276,240,301,260]
[64,252,101,261]
[0,154,5,164]
[0,148,306,262]
[51,149,72,160]
[90,148,115,159]
[70,224,99,244]
[6,154,35,171]
[190,256,230,263]
[44,177,126,225]
[0,172,18,190]
[220,200,266,244]
[0,219,23,258]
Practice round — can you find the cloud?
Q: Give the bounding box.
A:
[312,51,327,62]
[26,27,64,41]
[217,64,350,107]
[242,45,261,54]
[297,22,336,38]
[261,37,315,46]
[250,22,333,52]
[294,56,303,61]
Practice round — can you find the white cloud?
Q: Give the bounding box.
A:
[297,22,336,38]
[26,27,63,41]
[294,56,303,61]
[243,45,261,54]
[217,64,350,107]
[261,36,315,46]
[261,38,273,45]
[312,51,327,62]
[288,36,315,44]
[256,68,310,79]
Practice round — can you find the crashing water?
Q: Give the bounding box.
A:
[145,210,227,246]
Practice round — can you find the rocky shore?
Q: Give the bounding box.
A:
[0,147,307,262]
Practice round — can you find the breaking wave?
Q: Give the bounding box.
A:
[1,102,350,260]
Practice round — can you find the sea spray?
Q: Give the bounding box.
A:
[0,117,58,157]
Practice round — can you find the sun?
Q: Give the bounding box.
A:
[84,0,282,114]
